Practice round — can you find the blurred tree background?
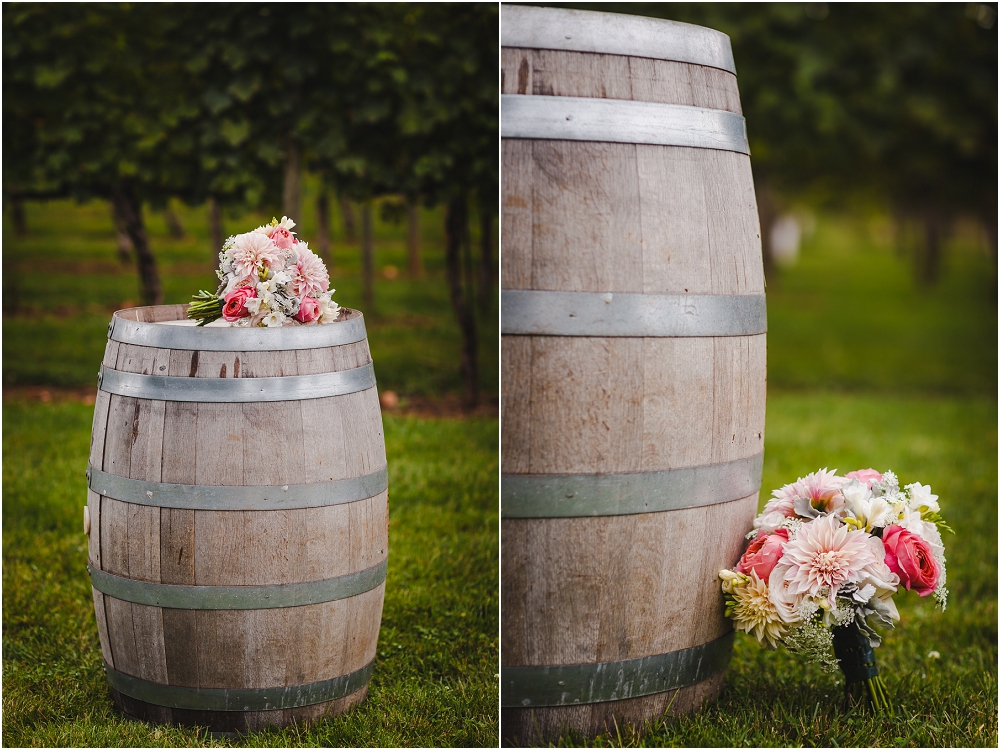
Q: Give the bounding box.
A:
[541,1,997,283]
[3,1,498,408]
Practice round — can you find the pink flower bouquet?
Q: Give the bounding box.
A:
[187,217,340,327]
[720,468,951,710]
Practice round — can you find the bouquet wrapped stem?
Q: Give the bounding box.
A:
[832,618,892,711]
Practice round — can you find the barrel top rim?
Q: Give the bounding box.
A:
[109,305,368,351]
[500,4,737,75]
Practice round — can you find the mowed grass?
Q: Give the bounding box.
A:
[2,185,498,399]
[2,403,499,747]
[553,216,998,747]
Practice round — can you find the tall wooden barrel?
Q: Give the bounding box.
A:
[86,304,387,734]
[500,6,766,744]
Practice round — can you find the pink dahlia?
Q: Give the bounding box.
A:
[780,514,877,604]
[227,232,283,280]
[762,468,846,518]
[293,243,330,297]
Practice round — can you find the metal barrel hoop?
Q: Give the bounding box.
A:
[501,631,735,708]
[105,658,375,711]
[87,558,388,610]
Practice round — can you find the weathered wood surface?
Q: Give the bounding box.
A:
[500,27,765,746]
[88,306,387,731]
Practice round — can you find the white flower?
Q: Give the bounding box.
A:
[905,482,940,514]
[262,310,286,327]
[768,562,808,624]
[317,290,340,324]
[780,514,877,604]
[753,510,789,534]
[842,479,894,531]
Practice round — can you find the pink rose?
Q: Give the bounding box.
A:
[846,468,883,488]
[295,296,320,323]
[222,286,256,321]
[269,226,295,249]
[882,525,940,597]
[736,529,789,581]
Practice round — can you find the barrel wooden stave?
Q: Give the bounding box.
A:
[88,307,386,730]
[502,671,727,746]
[501,335,766,475]
[501,14,764,743]
[501,140,762,297]
[501,48,743,113]
[502,496,756,666]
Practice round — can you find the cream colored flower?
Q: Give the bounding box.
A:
[727,570,788,648]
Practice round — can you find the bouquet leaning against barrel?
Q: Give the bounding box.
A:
[86,216,388,734]
[720,469,951,711]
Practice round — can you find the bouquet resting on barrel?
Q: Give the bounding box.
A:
[720,468,951,710]
[187,216,340,327]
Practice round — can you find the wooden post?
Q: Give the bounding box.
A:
[164,207,185,238]
[112,183,162,305]
[445,194,479,409]
[340,195,356,242]
[407,200,422,278]
[208,196,224,260]
[317,188,331,271]
[478,206,494,313]
[361,203,374,311]
[110,202,133,265]
[283,138,301,221]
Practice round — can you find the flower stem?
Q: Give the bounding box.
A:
[833,621,891,712]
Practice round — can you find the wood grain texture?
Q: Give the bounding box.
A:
[501,335,765,475]
[501,670,727,747]
[501,495,755,667]
[500,48,742,115]
[89,306,386,731]
[501,33,765,744]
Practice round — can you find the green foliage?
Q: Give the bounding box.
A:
[2,402,498,747]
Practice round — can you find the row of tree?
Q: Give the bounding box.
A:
[3,2,497,405]
[560,2,998,282]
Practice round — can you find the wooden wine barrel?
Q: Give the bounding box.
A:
[86,304,388,734]
[500,5,766,745]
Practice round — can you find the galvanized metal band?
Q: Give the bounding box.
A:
[501,95,749,155]
[105,658,374,711]
[500,290,766,338]
[501,631,734,708]
[88,559,387,610]
[109,310,368,351]
[501,453,763,518]
[501,4,737,75]
[97,362,376,402]
[86,465,388,511]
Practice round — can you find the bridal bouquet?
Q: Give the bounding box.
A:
[720,468,951,710]
[187,216,340,327]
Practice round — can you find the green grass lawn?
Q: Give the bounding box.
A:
[2,403,499,747]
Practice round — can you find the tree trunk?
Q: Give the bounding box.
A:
[445,194,479,410]
[208,196,224,261]
[340,195,356,242]
[164,207,185,238]
[754,176,777,283]
[917,212,945,286]
[316,188,331,270]
[11,199,27,236]
[110,202,133,265]
[478,205,494,313]
[283,138,301,221]
[361,203,374,312]
[112,184,162,305]
[407,200,422,278]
